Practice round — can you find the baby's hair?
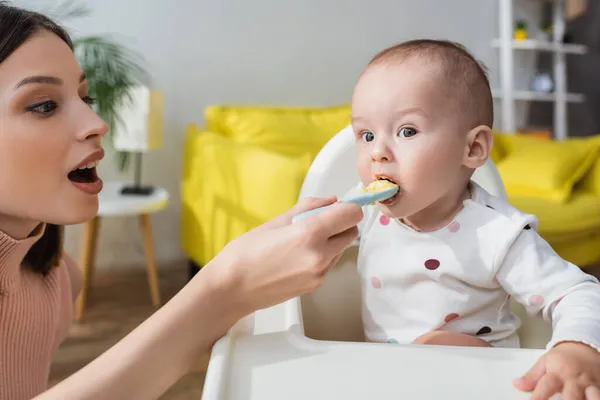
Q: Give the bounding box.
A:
[368,39,494,129]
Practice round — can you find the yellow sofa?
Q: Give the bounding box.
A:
[491,132,600,267]
[181,104,351,270]
[180,105,600,273]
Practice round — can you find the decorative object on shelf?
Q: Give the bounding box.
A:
[514,20,528,40]
[112,86,164,196]
[538,22,552,41]
[43,1,151,173]
[530,72,554,93]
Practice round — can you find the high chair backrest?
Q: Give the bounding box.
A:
[299,125,551,349]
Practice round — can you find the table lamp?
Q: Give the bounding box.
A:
[112,85,164,196]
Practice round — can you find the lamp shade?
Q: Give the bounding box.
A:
[112,86,164,152]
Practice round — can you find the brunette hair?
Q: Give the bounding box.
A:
[0,2,72,274]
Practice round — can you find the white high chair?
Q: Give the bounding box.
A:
[202,126,552,400]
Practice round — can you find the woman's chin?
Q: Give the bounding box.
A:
[49,202,99,226]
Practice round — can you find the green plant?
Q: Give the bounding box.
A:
[44,0,151,172]
[516,20,527,31]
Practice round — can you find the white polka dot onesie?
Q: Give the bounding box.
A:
[357,181,600,350]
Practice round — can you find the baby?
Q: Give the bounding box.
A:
[351,39,600,399]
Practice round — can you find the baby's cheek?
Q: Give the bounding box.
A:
[413,156,457,188]
[356,159,372,184]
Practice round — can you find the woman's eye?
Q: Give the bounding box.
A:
[26,100,57,115]
[398,127,418,138]
[82,96,96,106]
[361,131,375,142]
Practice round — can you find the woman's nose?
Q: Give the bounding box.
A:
[76,107,109,142]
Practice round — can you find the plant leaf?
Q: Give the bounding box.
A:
[73,35,151,173]
[42,0,91,21]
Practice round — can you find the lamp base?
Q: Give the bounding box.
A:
[120,184,155,196]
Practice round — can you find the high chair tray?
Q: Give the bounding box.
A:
[201,301,545,399]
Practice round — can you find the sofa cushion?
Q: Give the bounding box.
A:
[509,191,600,236]
[579,153,600,195]
[204,105,351,158]
[181,129,313,265]
[497,134,600,203]
[490,132,507,163]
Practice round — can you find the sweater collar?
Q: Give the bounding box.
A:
[0,223,46,290]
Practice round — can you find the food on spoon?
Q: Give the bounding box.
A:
[360,178,398,193]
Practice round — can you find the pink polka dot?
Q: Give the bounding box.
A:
[444,313,459,323]
[379,215,390,225]
[448,221,461,233]
[424,259,440,270]
[371,277,382,288]
[529,295,544,307]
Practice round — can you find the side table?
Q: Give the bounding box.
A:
[75,181,169,321]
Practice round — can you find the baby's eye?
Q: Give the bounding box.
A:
[398,127,418,138]
[361,131,375,142]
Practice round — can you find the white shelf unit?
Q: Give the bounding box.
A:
[492,0,587,140]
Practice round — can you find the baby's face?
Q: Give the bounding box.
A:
[351,59,469,219]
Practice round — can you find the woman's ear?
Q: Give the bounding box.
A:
[463,125,493,169]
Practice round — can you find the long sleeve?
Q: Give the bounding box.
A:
[494,224,600,351]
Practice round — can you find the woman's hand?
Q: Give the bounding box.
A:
[208,196,362,315]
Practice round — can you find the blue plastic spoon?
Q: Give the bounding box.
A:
[292,184,399,224]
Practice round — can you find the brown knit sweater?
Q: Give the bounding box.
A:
[0,224,73,399]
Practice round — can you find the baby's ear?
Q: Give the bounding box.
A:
[463,125,493,169]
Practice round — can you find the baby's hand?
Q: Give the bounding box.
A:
[513,342,600,399]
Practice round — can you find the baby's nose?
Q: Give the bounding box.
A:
[371,148,392,162]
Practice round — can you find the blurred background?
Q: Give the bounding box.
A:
[11,0,599,398]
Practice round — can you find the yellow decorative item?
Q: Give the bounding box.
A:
[493,132,600,267]
[514,20,528,40]
[497,135,600,203]
[514,30,527,40]
[181,105,351,267]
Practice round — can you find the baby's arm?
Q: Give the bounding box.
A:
[495,223,600,351]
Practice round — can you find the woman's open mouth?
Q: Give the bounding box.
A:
[68,159,103,194]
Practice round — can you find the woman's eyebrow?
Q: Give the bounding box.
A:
[14,72,86,90]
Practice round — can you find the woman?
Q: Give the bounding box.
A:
[0,4,362,399]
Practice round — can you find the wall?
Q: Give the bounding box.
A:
[16,0,496,269]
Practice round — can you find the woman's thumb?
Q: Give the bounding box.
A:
[294,196,337,213]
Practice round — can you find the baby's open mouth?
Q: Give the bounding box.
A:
[374,176,400,204]
[68,160,100,183]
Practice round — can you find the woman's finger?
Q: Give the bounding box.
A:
[327,253,344,271]
[327,226,359,255]
[309,202,363,239]
[266,196,339,229]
